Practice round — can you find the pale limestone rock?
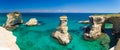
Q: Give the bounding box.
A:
[84,14,120,40]
[110,46,115,50]
[84,16,105,40]
[3,12,23,30]
[26,18,38,26]
[52,16,71,45]
[0,27,20,50]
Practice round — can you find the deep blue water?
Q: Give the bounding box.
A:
[0,13,113,50]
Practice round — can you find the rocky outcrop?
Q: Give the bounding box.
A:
[84,14,120,40]
[84,16,105,40]
[26,18,38,26]
[0,27,20,50]
[52,16,71,45]
[83,14,120,50]
[3,12,23,30]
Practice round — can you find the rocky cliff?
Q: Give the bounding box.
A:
[84,14,120,50]
[52,16,71,45]
[3,12,23,30]
[0,27,20,50]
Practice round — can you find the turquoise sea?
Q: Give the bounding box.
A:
[0,13,116,50]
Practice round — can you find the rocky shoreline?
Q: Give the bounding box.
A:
[0,27,20,50]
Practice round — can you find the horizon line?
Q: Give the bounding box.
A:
[0,12,118,13]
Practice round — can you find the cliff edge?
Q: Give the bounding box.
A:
[0,27,20,50]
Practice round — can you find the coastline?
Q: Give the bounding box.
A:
[0,27,20,50]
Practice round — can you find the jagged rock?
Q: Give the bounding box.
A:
[84,14,120,40]
[84,16,105,40]
[0,27,20,50]
[3,12,23,30]
[52,16,71,45]
[26,18,38,26]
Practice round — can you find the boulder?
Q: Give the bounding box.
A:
[52,16,71,45]
[3,12,23,30]
[0,27,20,50]
[26,18,38,26]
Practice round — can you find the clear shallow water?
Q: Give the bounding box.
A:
[0,13,113,50]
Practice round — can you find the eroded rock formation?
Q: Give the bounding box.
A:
[84,14,120,40]
[0,27,20,50]
[26,18,38,26]
[52,16,71,45]
[84,16,105,40]
[84,14,120,50]
[3,12,23,30]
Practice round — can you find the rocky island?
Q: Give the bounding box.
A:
[26,18,39,26]
[52,16,71,45]
[3,12,23,30]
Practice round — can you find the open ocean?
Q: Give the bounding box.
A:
[0,13,115,50]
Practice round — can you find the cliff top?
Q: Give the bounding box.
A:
[92,14,120,17]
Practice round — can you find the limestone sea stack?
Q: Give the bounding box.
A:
[3,12,23,30]
[0,27,20,50]
[26,18,38,26]
[52,16,71,45]
[84,16,105,40]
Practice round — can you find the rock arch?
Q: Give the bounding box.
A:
[84,15,120,40]
[84,15,120,50]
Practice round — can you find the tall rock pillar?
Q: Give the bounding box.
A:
[52,16,71,45]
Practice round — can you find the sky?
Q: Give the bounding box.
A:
[0,0,120,13]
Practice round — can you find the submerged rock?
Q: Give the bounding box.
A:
[100,33,110,50]
[26,18,38,26]
[52,16,71,45]
[0,27,20,50]
[3,12,23,30]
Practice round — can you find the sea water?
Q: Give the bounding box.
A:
[0,13,115,50]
